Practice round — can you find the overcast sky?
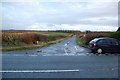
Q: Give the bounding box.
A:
[1,0,119,31]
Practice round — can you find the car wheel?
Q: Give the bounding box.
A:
[96,48,103,54]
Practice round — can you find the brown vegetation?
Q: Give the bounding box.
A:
[2,31,72,51]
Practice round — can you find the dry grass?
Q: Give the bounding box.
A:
[2,31,72,51]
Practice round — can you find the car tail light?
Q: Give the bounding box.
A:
[93,43,97,47]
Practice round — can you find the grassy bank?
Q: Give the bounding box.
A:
[76,31,120,47]
[2,31,72,51]
[2,38,67,51]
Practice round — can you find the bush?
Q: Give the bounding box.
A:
[76,31,119,47]
[2,33,21,46]
[20,33,35,44]
[2,32,69,46]
[83,33,106,45]
[110,31,120,40]
[77,32,108,46]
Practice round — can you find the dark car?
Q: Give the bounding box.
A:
[89,38,120,54]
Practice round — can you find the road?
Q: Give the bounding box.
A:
[2,35,119,78]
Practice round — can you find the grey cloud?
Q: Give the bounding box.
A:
[2,2,118,31]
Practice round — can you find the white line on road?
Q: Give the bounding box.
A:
[64,41,70,47]
[74,46,78,50]
[0,69,80,73]
[64,48,68,55]
[67,41,70,44]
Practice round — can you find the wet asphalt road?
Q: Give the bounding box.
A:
[2,35,119,78]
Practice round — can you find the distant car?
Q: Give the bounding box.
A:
[89,38,120,54]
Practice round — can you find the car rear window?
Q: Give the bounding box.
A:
[111,39,120,45]
[90,38,99,43]
[117,40,120,44]
[97,39,111,44]
[98,39,120,45]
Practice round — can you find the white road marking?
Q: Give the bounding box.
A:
[79,48,84,52]
[0,69,80,73]
[64,41,70,47]
[74,46,78,50]
[67,41,70,44]
[64,48,68,55]
[28,55,38,56]
[77,54,87,56]
[64,44,67,47]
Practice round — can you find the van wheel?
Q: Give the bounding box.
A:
[96,48,103,54]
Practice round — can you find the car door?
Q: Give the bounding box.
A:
[97,39,111,52]
[103,39,112,52]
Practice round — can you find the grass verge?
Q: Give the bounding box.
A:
[2,37,70,51]
[2,31,72,51]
